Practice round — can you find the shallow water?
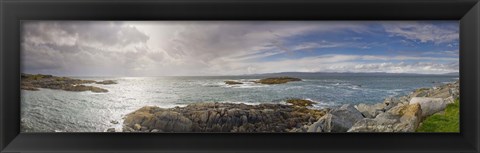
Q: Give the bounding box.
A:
[20,74,458,132]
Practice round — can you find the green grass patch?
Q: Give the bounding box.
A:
[417,98,459,132]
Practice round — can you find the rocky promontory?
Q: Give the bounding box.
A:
[122,80,459,133]
[347,80,459,132]
[96,80,117,85]
[122,99,327,132]
[21,73,115,93]
[254,77,302,84]
[224,80,243,85]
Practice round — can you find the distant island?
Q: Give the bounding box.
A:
[249,71,460,77]
[21,73,116,93]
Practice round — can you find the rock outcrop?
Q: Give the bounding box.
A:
[347,80,459,132]
[123,102,328,132]
[348,103,422,132]
[307,104,363,132]
[96,80,117,85]
[254,77,302,84]
[224,81,243,85]
[21,73,111,93]
[409,97,451,118]
[355,103,387,118]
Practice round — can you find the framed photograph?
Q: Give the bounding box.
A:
[1,0,479,152]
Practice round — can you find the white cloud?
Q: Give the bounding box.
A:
[21,21,458,76]
[422,50,459,57]
[189,54,458,75]
[291,41,347,51]
[383,21,459,44]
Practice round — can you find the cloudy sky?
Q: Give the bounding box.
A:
[21,21,459,76]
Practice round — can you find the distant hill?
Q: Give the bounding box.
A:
[247,71,460,77]
[442,72,460,76]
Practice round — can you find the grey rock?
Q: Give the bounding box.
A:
[307,114,332,132]
[348,103,422,132]
[355,103,386,118]
[106,128,116,132]
[330,104,364,124]
[122,126,134,132]
[308,104,364,132]
[409,97,449,118]
[151,129,160,132]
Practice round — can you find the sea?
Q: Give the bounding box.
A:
[20,74,459,132]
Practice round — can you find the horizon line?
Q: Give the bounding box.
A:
[21,71,460,78]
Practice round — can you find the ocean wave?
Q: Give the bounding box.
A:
[330,82,363,90]
[316,85,333,89]
[284,86,304,90]
[344,85,362,90]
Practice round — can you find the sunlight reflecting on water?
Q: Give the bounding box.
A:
[21,75,458,132]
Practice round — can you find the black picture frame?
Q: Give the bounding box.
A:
[1,0,479,152]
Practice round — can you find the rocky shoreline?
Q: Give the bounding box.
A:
[121,80,459,132]
[21,73,116,93]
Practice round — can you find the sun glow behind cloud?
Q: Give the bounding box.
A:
[21,21,459,76]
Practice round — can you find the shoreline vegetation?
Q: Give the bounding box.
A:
[20,73,459,132]
[417,98,459,132]
[21,73,116,93]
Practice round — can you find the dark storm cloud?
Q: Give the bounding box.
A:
[21,21,152,76]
